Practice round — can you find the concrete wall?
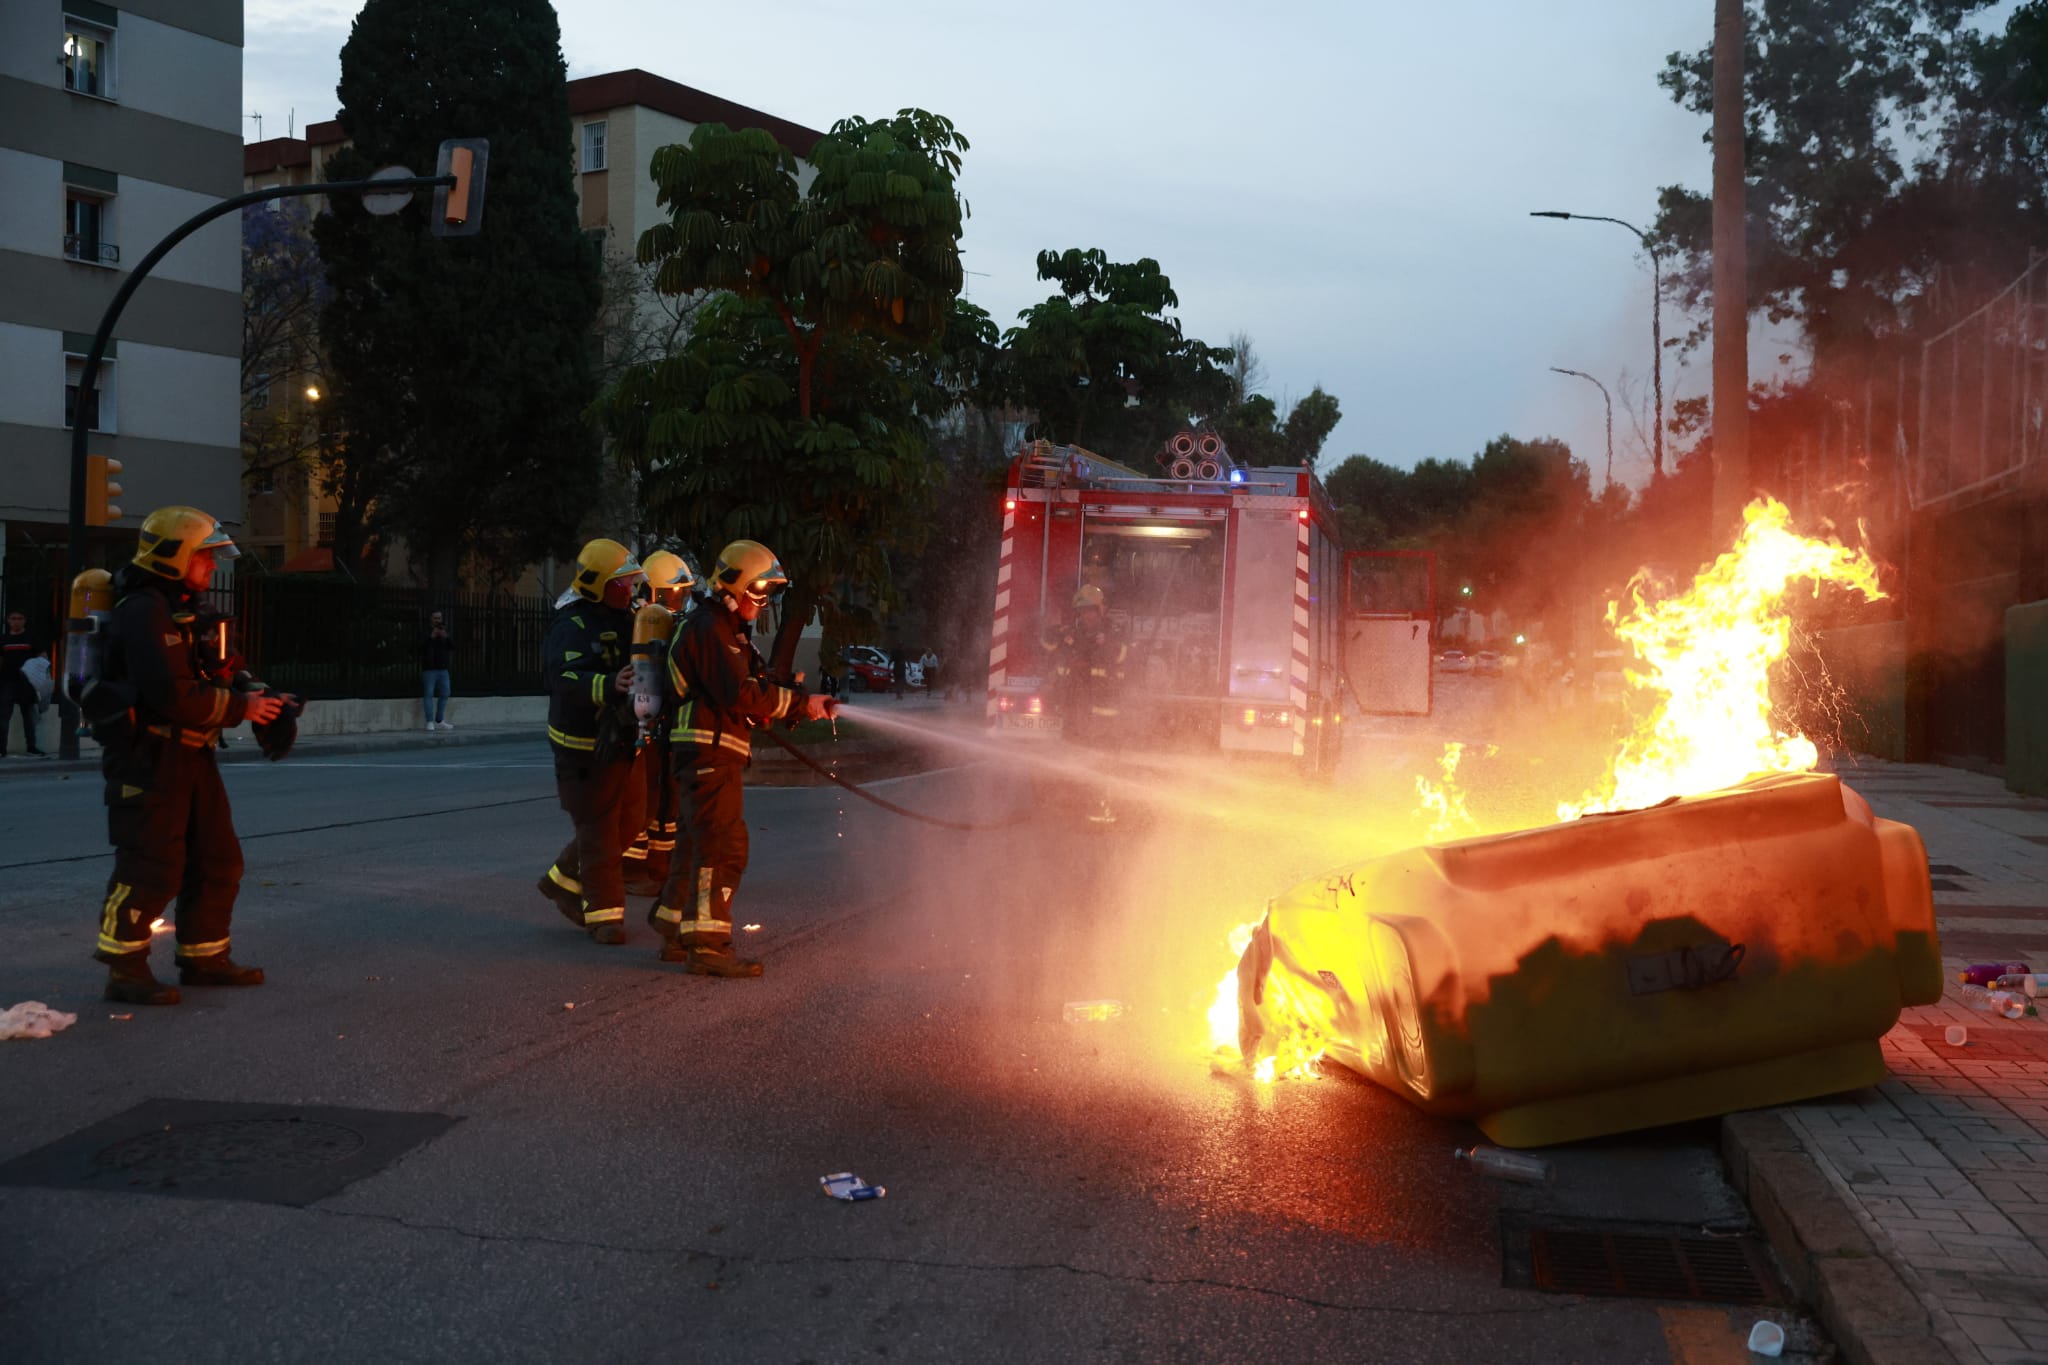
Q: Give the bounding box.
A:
[2010,600,2048,797]
[1813,620,1908,763]
[294,694,547,737]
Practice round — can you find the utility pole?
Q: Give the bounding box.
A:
[1711,0,1750,533]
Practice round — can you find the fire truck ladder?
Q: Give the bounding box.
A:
[1016,440,1152,489]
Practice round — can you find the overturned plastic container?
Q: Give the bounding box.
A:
[1236,772,1944,1148]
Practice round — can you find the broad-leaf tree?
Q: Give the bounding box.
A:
[314,0,601,590]
[241,202,328,499]
[1004,248,1236,463]
[612,110,971,674]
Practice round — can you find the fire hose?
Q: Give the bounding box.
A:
[754,726,1031,833]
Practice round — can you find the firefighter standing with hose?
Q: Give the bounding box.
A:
[652,540,833,976]
[1042,583,1128,826]
[82,507,291,1005]
[536,538,645,944]
[619,550,695,896]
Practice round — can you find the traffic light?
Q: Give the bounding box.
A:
[431,138,489,238]
[85,454,123,526]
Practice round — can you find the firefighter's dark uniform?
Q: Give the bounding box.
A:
[94,565,253,968]
[652,603,802,953]
[539,598,638,938]
[1044,614,1128,747]
[623,711,679,887]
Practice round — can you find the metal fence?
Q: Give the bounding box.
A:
[227,578,554,699]
[1916,252,2048,511]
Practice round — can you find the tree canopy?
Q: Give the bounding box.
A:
[1002,248,1236,463]
[314,0,601,588]
[604,110,971,673]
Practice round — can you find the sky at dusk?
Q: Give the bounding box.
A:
[243,1,1792,489]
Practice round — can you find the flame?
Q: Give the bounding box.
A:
[150,917,170,935]
[1210,497,1888,1085]
[1559,498,1884,819]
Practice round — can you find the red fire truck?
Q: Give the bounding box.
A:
[984,438,1354,775]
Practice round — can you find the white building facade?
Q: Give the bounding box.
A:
[0,0,243,618]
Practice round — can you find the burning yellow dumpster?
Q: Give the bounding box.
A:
[1234,770,1942,1147]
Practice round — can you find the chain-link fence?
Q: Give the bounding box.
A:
[1916,253,2048,511]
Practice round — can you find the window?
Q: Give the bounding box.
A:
[65,354,115,433]
[63,16,115,99]
[580,120,607,172]
[316,512,336,548]
[64,191,117,264]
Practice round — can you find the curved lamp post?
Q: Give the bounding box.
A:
[1549,367,1613,490]
[1530,210,1664,480]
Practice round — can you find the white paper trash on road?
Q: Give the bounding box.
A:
[1,1001,78,1040]
[820,1172,885,1201]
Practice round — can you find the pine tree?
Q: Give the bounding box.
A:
[314,0,601,588]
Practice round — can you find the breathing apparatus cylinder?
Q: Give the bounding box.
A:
[631,602,677,740]
[64,568,113,707]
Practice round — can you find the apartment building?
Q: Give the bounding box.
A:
[237,69,824,574]
[0,0,243,617]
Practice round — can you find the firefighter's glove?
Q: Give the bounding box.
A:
[251,689,302,762]
[801,693,837,723]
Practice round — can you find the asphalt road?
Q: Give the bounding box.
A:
[0,681,1822,1362]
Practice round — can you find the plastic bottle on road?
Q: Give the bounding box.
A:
[1958,984,2028,1019]
[1453,1144,1553,1183]
[1959,962,2031,987]
[1994,973,2041,998]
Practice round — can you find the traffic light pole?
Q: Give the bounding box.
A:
[57,172,452,758]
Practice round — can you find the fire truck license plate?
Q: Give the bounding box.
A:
[1003,713,1050,732]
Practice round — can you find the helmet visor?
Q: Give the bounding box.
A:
[742,565,788,606]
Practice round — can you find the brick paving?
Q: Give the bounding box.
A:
[1788,760,2048,1364]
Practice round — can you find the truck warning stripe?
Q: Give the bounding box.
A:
[987,507,1016,718]
[1290,519,1312,754]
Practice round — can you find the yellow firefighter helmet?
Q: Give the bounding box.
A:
[1073,584,1105,611]
[133,506,239,580]
[641,550,696,603]
[712,540,788,605]
[569,538,643,603]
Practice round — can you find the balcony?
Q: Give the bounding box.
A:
[63,233,119,266]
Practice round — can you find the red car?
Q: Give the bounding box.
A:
[841,645,922,692]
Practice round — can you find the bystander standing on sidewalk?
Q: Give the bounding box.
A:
[920,646,940,699]
[422,609,455,731]
[890,641,909,699]
[1,608,49,758]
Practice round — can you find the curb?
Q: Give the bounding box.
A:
[1721,1110,1958,1365]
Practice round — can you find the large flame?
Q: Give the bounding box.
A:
[1215,497,1886,1082]
[1559,498,1884,819]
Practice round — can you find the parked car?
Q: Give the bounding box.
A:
[1473,649,1504,676]
[1436,649,1472,673]
[842,645,921,691]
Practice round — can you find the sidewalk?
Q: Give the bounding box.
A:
[1727,759,2048,1365]
[0,722,541,778]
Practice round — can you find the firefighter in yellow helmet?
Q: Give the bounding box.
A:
[651,539,833,976]
[535,538,645,944]
[87,507,288,1005]
[1041,581,1128,825]
[619,550,696,895]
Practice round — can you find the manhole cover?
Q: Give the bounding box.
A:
[1502,1214,1784,1305]
[0,1099,458,1207]
[95,1119,367,1186]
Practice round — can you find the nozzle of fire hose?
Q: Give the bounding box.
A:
[234,673,304,761]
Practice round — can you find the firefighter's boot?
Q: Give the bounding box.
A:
[537,870,584,928]
[178,954,266,987]
[675,946,762,978]
[104,955,180,1006]
[623,874,667,898]
[588,921,626,946]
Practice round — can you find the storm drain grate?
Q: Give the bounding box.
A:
[0,1099,459,1207]
[1529,1227,1778,1303]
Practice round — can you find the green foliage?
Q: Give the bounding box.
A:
[1215,385,1343,468]
[612,109,971,672]
[1653,0,2044,363]
[1003,248,1237,462]
[313,0,601,587]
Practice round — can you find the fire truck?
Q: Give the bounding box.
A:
[984,437,1370,775]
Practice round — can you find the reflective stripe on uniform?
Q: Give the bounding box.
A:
[590,674,606,706]
[175,937,231,959]
[548,864,583,895]
[674,727,751,758]
[100,881,132,943]
[548,726,596,752]
[652,904,683,925]
[692,916,733,935]
[98,934,146,956]
[582,905,625,926]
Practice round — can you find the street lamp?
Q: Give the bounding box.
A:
[1548,366,1613,490]
[1529,210,1664,480]
[304,384,320,401]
